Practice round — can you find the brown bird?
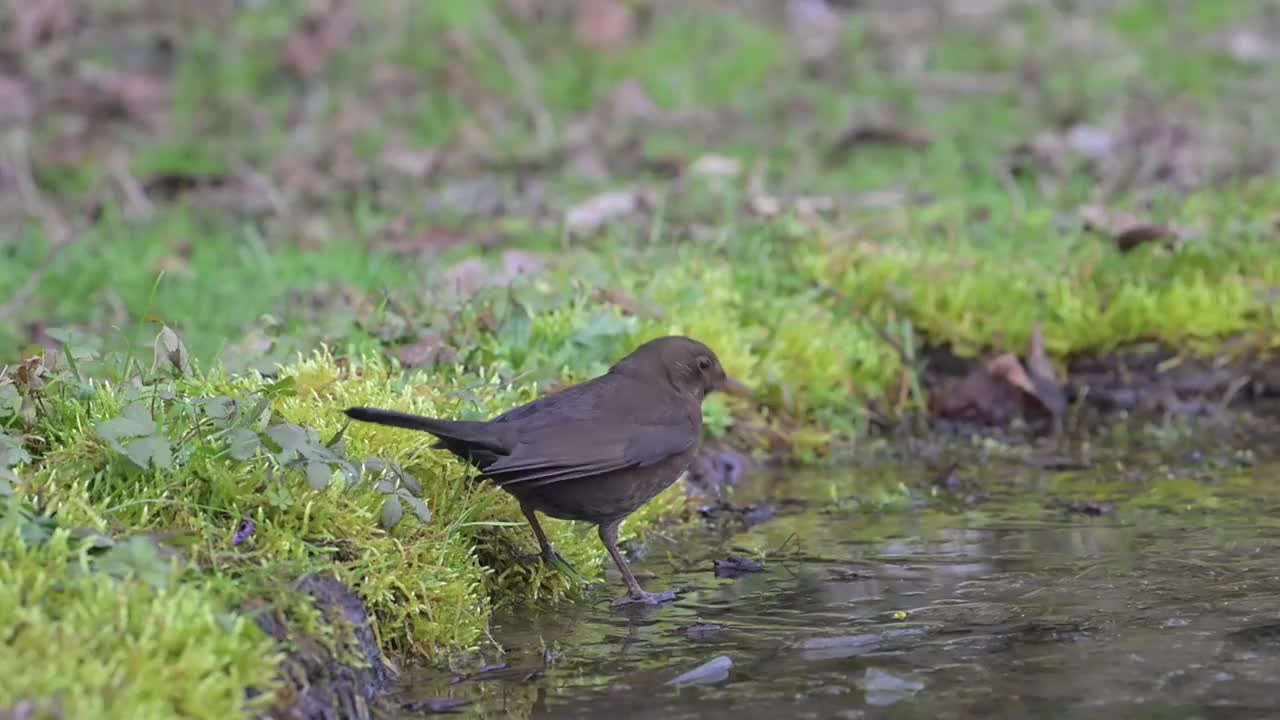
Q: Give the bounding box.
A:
[345,335,747,605]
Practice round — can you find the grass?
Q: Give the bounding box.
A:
[3,0,1280,716]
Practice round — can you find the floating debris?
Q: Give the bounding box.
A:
[713,555,765,578]
[666,655,733,686]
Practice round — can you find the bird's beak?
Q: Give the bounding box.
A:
[720,374,752,398]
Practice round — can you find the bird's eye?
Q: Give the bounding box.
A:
[697,356,712,371]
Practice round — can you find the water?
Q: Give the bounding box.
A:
[391,451,1280,719]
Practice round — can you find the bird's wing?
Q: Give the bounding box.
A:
[479,374,699,488]
[483,416,698,488]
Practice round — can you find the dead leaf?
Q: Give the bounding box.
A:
[1026,324,1067,423]
[444,258,490,297]
[396,334,459,369]
[1079,205,1179,253]
[599,78,659,123]
[574,0,635,51]
[932,350,1062,428]
[14,355,47,395]
[1211,28,1275,65]
[0,75,36,122]
[1026,324,1057,388]
[498,249,544,283]
[713,555,764,578]
[688,154,742,180]
[385,226,496,256]
[11,0,78,51]
[282,0,355,78]
[787,0,842,62]
[830,124,932,159]
[381,146,439,180]
[748,194,783,217]
[1064,124,1115,160]
[1113,224,1173,252]
[152,325,190,377]
[592,287,660,318]
[564,189,643,235]
[985,353,1036,397]
[442,250,545,298]
[61,68,170,129]
[506,0,543,20]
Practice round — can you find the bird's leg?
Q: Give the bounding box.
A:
[598,520,677,606]
[517,503,589,583]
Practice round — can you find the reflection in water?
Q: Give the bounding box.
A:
[391,460,1280,719]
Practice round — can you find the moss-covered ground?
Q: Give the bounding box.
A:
[2,0,1279,716]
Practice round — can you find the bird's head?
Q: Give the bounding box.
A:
[612,335,750,402]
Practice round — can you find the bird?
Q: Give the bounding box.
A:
[344,335,748,605]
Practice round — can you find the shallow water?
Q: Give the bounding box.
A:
[391,451,1280,719]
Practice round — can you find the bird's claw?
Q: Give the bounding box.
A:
[611,589,679,607]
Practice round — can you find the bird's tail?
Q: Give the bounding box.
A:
[343,407,509,454]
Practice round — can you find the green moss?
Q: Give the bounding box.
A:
[0,517,280,719]
[801,184,1280,360]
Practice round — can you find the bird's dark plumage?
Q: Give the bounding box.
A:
[344,335,746,605]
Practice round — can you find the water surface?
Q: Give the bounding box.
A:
[392,451,1280,719]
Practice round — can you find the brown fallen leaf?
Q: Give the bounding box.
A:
[1026,324,1065,412]
[0,74,36,122]
[443,259,490,297]
[787,0,842,63]
[598,78,659,124]
[830,124,932,159]
[442,250,546,298]
[384,226,496,257]
[1210,28,1275,66]
[931,366,1020,426]
[713,555,764,578]
[688,154,743,180]
[931,350,1063,428]
[396,334,459,369]
[1064,124,1116,161]
[574,0,635,51]
[506,0,543,20]
[282,0,355,78]
[381,145,439,180]
[1079,205,1180,253]
[59,67,170,129]
[591,286,662,318]
[1112,224,1173,253]
[564,189,644,235]
[1026,324,1067,428]
[11,0,78,51]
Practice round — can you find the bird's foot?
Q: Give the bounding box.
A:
[611,588,679,607]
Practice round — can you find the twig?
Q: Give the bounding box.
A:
[1215,375,1251,415]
